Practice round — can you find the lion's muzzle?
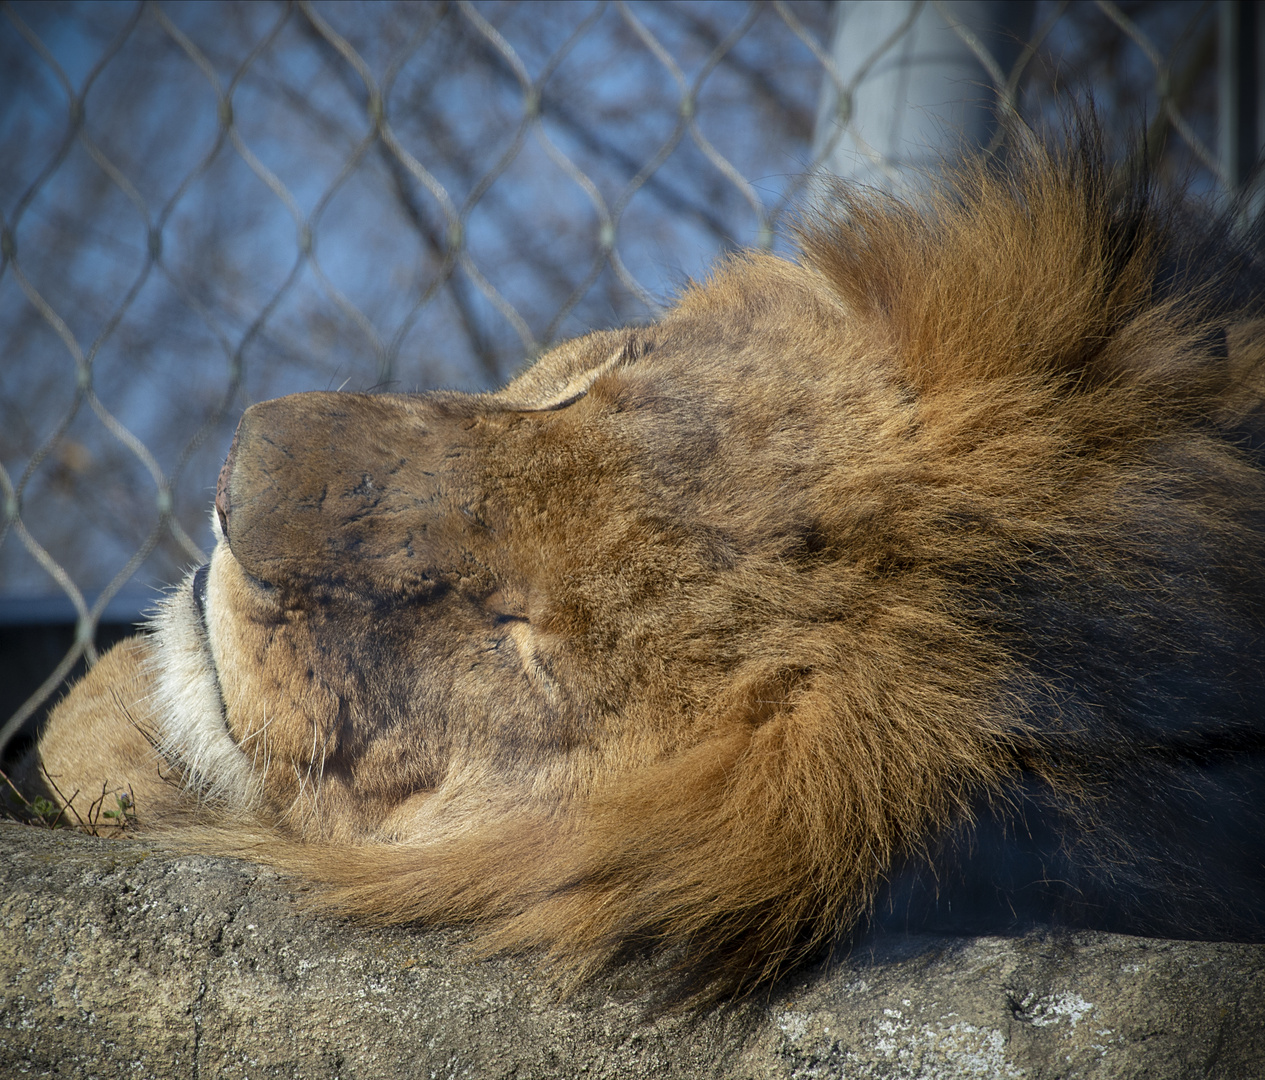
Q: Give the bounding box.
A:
[214,392,490,599]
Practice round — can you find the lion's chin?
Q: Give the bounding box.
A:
[146,561,262,808]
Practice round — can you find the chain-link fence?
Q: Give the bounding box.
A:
[0,0,1246,753]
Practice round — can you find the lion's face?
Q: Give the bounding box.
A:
[162,258,907,842]
[29,141,1265,1000]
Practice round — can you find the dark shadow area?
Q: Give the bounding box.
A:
[0,614,145,770]
[865,763,1265,949]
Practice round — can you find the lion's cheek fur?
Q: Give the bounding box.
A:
[204,551,437,839]
[203,539,629,843]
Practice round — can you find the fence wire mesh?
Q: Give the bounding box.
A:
[0,0,1239,747]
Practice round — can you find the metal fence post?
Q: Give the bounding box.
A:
[813,0,1034,186]
[1219,0,1265,210]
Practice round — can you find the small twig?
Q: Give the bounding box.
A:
[40,766,87,831]
[0,762,74,829]
[0,767,38,819]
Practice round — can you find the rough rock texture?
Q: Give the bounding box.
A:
[2,822,1263,1079]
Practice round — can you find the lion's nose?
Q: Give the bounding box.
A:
[214,391,476,594]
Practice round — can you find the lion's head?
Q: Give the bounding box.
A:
[21,137,1265,1000]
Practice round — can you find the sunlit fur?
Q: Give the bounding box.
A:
[20,132,1265,1004]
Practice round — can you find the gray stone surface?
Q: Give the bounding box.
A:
[1,821,1263,1079]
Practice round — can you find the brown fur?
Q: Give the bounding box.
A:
[19,134,1265,1003]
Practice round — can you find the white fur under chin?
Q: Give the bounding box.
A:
[145,542,262,810]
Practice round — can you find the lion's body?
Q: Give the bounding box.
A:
[17,137,1265,1001]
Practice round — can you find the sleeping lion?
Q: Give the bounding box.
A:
[13,134,1265,1003]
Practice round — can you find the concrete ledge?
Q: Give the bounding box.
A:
[2,822,1263,1079]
